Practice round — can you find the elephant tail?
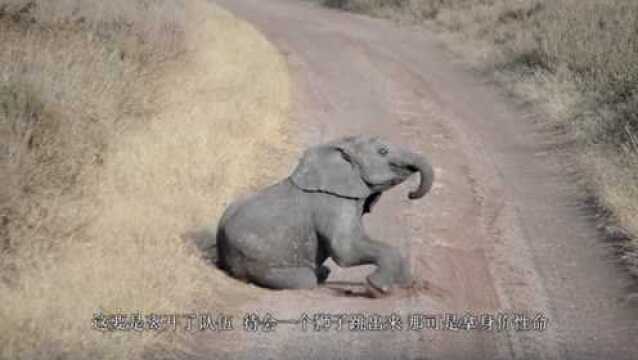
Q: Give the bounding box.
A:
[182,223,219,265]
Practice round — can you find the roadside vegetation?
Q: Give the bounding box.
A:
[0,0,293,358]
[315,0,638,276]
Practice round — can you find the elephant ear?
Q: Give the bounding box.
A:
[290,145,371,199]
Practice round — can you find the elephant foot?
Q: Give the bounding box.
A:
[365,275,392,298]
[397,270,414,288]
[316,265,331,284]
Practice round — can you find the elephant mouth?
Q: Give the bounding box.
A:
[364,177,400,189]
[390,164,417,179]
[363,165,415,190]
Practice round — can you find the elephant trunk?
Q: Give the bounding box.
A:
[401,151,435,200]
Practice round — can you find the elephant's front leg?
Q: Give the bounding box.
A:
[358,236,411,293]
[323,213,411,294]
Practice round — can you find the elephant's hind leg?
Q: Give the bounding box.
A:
[249,266,318,290]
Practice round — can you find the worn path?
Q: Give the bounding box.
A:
[191,1,638,358]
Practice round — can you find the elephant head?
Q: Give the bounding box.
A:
[290,135,434,209]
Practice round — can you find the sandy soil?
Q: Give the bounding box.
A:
[180,0,638,358]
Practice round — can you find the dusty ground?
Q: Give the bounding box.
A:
[181,0,638,359]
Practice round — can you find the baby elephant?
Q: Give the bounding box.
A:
[215,135,434,296]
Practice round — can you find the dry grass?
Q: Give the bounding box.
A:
[0,0,294,358]
[314,0,638,275]
[0,0,185,63]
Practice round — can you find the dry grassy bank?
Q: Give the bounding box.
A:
[315,0,638,275]
[0,0,293,358]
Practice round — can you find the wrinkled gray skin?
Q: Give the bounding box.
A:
[215,135,434,295]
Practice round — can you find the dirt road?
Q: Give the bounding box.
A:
[192,0,638,358]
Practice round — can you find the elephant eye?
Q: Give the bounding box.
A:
[377,147,389,157]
